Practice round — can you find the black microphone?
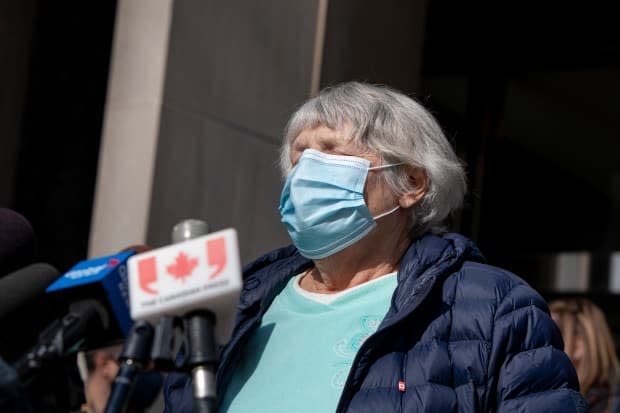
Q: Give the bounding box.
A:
[0,263,60,319]
[0,209,36,276]
[0,263,62,365]
[13,248,142,380]
[13,300,109,382]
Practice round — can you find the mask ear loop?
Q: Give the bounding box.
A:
[367,162,405,220]
[368,162,405,171]
[373,205,400,220]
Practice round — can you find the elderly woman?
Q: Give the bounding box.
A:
[164,82,585,412]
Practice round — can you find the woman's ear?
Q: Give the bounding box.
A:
[399,166,427,209]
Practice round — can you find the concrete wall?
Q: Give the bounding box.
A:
[90,0,427,264]
[146,0,330,262]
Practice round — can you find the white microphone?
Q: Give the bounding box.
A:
[127,225,242,412]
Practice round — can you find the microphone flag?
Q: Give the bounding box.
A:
[128,229,242,344]
[46,250,135,337]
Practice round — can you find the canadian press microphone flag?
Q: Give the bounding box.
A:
[127,228,242,344]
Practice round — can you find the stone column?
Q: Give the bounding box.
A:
[89,0,174,257]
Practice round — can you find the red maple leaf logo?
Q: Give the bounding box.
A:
[166,252,198,282]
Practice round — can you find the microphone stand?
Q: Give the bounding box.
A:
[185,310,218,413]
[104,320,154,413]
[103,219,215,412]
[172,218,218,412]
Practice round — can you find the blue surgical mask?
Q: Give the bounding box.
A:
[278,149,402,259]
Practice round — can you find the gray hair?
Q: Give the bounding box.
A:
[279,81,467,237]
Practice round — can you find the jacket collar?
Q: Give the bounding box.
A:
[218,233,485,398]
[393,234,483,306]
[239,233,484,319]
[239,245,312,314]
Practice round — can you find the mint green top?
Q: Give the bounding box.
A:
[219,272,397,413]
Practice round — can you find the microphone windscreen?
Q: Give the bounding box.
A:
[0,208,36,276]
[0,263,60,319]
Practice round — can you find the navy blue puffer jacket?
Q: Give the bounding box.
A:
[164,233,587,412]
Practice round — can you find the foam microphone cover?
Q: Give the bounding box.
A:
[0,209,36,276]
[0,263,60,319]
[0,263,62,363]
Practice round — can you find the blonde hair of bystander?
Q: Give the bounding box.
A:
[550,298,620,396]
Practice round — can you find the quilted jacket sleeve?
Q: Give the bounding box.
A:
[490,283,588,412]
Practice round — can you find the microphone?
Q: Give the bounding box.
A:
[0,209,36,276]
[105,220,214,413]
[127,226,242,412]
[13,300,109,381]
[45,249,137,345]
[13,249,140,380]
[0,263,61,365]
[0,263,60,319]
[148,220,211,371]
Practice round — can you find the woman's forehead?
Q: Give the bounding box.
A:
[293,125,364,150]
